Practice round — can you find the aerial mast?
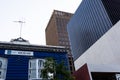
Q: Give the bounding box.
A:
[14,20,25,38]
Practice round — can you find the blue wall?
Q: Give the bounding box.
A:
[0,49,69,80]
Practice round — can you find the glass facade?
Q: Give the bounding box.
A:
[67,0,116,60]
[101,0,120,25]
[56,15,71,48]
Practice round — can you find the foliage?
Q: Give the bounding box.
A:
[41,57,55,79]
[41,57,75,80]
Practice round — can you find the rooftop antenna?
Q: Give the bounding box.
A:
[13,20,25,38]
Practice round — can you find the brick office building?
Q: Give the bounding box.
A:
[45,10,75,74]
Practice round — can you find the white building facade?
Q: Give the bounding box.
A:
[74,21,120,80]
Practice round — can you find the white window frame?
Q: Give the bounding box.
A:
[28,58,45,80]
[0,57,7,80]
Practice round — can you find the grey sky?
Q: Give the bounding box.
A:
[0,0,82,45]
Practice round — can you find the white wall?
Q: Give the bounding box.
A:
[75,20,120,72]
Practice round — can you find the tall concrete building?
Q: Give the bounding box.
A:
[67,0,120,60]
[45,10,75,74]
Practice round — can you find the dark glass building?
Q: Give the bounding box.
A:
[67,0,120,60]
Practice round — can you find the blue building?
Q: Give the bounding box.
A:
[67,0,120,60]
[0,37,69,80]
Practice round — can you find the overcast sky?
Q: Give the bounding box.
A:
[0,0,82,45]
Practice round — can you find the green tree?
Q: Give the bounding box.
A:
[41,58,75,80]
[41,58,55,80]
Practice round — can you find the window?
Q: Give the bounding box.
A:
[0,57,7,80]
[28,59,45,80]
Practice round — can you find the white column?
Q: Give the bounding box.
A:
[36,59,38,79]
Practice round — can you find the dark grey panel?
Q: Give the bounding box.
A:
[102,0,120,25]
